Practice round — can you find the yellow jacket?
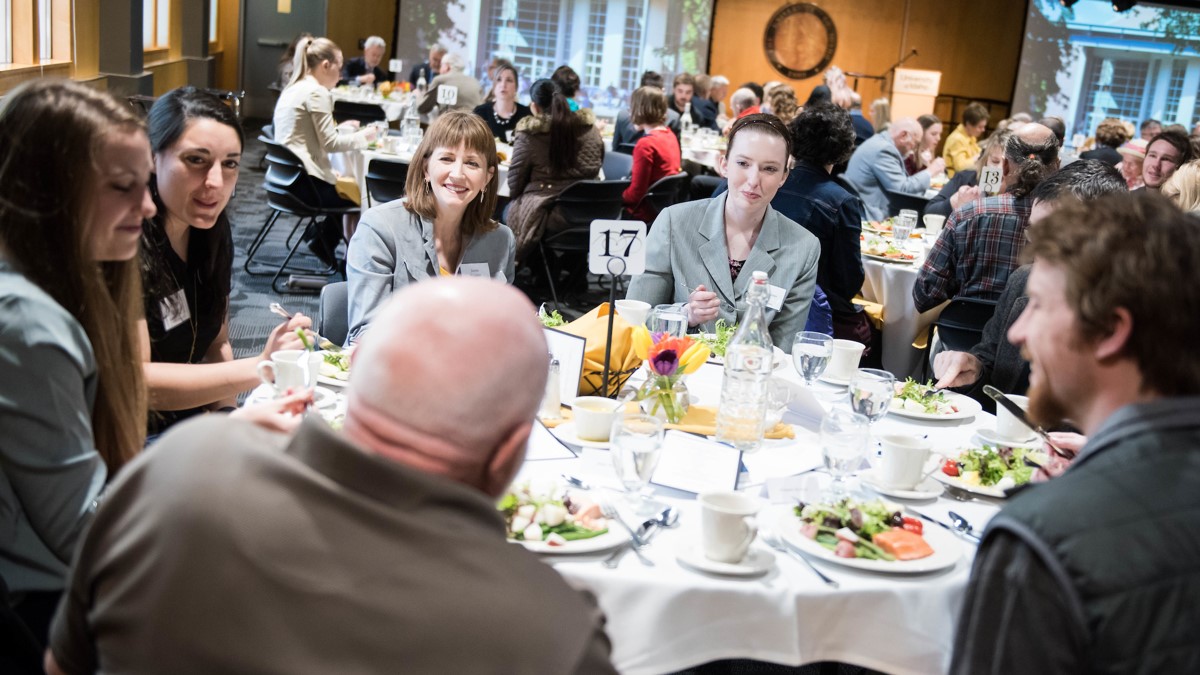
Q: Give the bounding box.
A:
[942,125,980,177]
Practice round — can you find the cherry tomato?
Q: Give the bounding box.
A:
[901,517,923,535]
[942,459,960,477]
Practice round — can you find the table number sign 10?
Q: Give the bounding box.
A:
[589,220,647,276]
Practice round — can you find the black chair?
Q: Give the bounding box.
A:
[885,188,929,220]
[333,100,388,125]
[635,172,690,224]
[365,158,409,207]
[539,179,631,310]
[318,281,350,347]
[244,140,359,293]
[615,142,637,155]
[922,297,999,379]
[603,151,633,180]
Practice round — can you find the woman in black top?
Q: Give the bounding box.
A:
[139,87,311,435]
[473,61,530,144]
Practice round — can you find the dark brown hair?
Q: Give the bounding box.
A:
[1025,191,1200,396]
[630,86,668,126]
[1095,118,1129,149]
[527,78,577,174]
[962,102,989,126]
[0,79,147,470]
[404,111,499,236]
[727,113,792,165]
[550,65,580,98]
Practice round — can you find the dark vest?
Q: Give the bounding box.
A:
[989,422,1200,675]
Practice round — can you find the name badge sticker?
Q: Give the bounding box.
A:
[767,284,786,311]
[160,289,190,331]
[457,262,490,278]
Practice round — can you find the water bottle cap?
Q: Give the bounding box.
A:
[751,270,768,283]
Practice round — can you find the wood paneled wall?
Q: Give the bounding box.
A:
[709,0,1026,120]
[327,1,398,65]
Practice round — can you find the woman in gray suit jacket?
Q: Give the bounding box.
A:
[346,112,515,344]
[627,114,820,352]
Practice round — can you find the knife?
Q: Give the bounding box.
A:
[982,385,1070,459]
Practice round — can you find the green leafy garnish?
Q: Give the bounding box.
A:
[539,308,566,328]
[693,319,736,357]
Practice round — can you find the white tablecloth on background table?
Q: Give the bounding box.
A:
[521,361,1003,675]
[859,248,945,379]
[331,149,511,205]
[330,89,411,122]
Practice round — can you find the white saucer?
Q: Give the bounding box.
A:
[312,387,337,409]
[676,545,775,577]
[860,470,944,500]
[549,422,611,449]
[817,373,852,386]
[975,427,1038,448]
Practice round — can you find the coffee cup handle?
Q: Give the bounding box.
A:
[736,516,759,560]
[257,360,277,388]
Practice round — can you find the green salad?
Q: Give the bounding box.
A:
[794,498,902,561]
[319,351,350,381]
[893,378,960,415]
[538,307,566,328]
[499,481,608,544]
[692,319,736,358]
[943,444,1036,490]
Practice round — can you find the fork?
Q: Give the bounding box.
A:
[600,502,654,566]
[760,529,839,588]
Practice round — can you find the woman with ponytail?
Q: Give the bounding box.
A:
[0,79,153,644]
[273,36,377,262]
[504,78,604,262]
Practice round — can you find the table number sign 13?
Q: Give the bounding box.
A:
[979,166,1003,196]
[588,220,647,276]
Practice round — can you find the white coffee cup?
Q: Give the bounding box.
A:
[257,350,322,394]
[698,491,760,563]
[825,339,866,382]
[878,434,933,489]
[923,214,946,238]
[572,396,622,442]
[995,394,1036,442]
[614,299,651,327]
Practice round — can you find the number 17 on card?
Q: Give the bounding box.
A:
[588,220,647,276]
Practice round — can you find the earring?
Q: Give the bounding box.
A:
[479,188,486,203]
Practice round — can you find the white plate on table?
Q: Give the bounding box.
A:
[317,373,349,389]
[514,527,628,554]
[861,252,917,265]
[974,427,1039,448]
[930,471,1010,499]
[549,422,610,449]
[860,470,944,500]
[677,545,775,577]
[704,344,788,370]
[771,505,962,574]
[888,392,982,421]
[311,387,338,409]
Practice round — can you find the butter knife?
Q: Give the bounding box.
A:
[982,385,1070,459]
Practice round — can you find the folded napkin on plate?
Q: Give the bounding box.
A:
[558,303,643,398]
[666,405,795,440]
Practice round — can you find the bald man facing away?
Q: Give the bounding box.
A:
[844,116,947,220]
[46,278,618,675]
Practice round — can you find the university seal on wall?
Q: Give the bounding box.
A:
[763,3,838,80]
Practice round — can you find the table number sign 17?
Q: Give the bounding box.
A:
[588,220,647,276]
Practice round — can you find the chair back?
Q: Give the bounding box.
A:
[615,142,637,155]
[639,172,690,222]
[365,158,409,206]
[261,139,322,215]
[333,100,388,125]
[318,281,350,346]
[934,297,998,353]
[603,151,634,180]
[885,188,928,220]
[543,179,631,252]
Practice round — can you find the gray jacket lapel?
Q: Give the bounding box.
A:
[406,211,436,281]
[732,209,780,300]
[698,194,737,307]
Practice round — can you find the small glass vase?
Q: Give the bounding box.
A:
[637,376,690,424]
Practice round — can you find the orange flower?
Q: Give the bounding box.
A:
[647,335,694,361]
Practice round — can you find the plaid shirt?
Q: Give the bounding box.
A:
[913,193,1032,312]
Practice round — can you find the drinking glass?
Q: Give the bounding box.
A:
[610,414,666,502]
[792,331,834,386]
[848,368,896,424]
[893,210,917,243]
[820,409,870,496]
[649,304,688,338]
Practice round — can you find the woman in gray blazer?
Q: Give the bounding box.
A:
[627,114,820,352]
[346,112,515,344]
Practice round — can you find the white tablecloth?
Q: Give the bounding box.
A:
[330,89,410,122]
[522,361,1002,674]
[859,247,944,379]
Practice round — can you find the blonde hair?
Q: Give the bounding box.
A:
[287,36,341,88]
[404,111,500,237]
[1161,159,1200,212]
[0,80,147,470]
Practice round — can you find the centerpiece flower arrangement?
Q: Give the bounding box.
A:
[630,326,710,423]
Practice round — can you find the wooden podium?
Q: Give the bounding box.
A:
[891,68,941,118]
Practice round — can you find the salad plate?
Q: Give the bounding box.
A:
[860,470,944,500]
[862,252,916,265]
[932,443,1041,498]
[318,350,350,388]
[500,481,626,554]
[676,545,775,577]
[887,380,982,421]
[549,422,611,450]
[519,528,629,554]
[771,505,961,574]
[975,426,1038,447]
[931,471,1008,499]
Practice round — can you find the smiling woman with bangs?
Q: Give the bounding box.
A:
[627,113,821,352]
[346,111,515,344]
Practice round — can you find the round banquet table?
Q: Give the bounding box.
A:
[518,360,1006,675]
[859,238,944,379]
[330,88,410,122]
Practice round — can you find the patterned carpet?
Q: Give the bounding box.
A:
[226,120,608,356]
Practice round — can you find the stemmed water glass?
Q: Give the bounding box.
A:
[610,414,666,507]
[792,331,834,387]
[820,409,870,496]
[848,367,896,455]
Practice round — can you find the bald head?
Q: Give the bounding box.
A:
[890,117,923,154]
[1015,122,1055,148]
[344,278,548,496]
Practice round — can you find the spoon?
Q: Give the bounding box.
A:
[947,511,981,542]
[561,474,592,491]
[759,528,839,588]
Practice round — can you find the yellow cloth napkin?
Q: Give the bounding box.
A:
[540,404,794,440]
[559,303,644,398]
[335,175,362,205]
[853,295,885,330]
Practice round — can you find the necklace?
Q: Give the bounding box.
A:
[492,102,516,126]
